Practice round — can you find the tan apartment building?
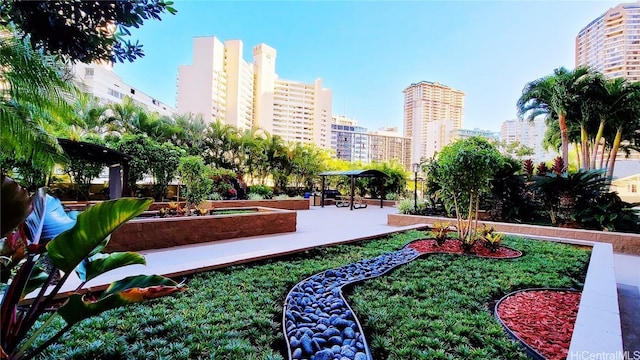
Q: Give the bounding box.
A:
[177,36,332,148]
[403,81,464,163]
[369,127,412,170]
[576,2,640,81]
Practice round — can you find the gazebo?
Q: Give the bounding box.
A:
[318,169,389,210]
[58,138,131,199]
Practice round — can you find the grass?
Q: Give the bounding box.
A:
[30,231,590,359]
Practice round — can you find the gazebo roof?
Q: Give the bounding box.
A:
[318,169,388,178]
[58,138,130,165]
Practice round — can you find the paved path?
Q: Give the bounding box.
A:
[59,206,425,294]
[614,253,640,354]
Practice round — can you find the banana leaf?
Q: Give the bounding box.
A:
[75,252,146,283]
[57,275,183,326]
[46,198,152,273]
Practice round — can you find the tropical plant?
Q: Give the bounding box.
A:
[147,141,184,200]
[397,198,426,215]
[482,231,504,253]
[434,137,503,243]
[112,134,155,196]
[178,156,212,211]
[248,185,273,199]
[489,156,531,222]
[0,29,76,171]
[430,222,452,246]
[531,169,608,226]
[576,192,640,232]
[384,193,398,201]
[0,175,184,360]
[517,66,596,172]
[60,136,106,200]
[247,193,264,201]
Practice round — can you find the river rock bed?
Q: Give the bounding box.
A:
[283,247,421,360]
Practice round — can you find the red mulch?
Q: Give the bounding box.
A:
[407,239,522,258]
[497,290,581,360]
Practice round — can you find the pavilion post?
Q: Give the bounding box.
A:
[380,177,384,208]
[321,176,326,208]
[350,176,355,211]
[108,165,122,199]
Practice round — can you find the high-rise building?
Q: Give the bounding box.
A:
[331,115,370,163]
[177,36,332,148]
[500,118,555,163]
[71,62,176,116]
[403,81,464,163]
[369,127,412,170]
[575,2,640,81]
[451,128,500,142]
[329,116,411,169]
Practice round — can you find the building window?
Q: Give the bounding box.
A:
[130,89,136,95]
[630,184,638,193]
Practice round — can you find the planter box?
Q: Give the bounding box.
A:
[387,214,640,255]
[148,199,309,211]
[107,207,296,252]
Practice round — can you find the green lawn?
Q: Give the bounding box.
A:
[32,231,590,359]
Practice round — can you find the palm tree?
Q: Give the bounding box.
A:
[605,81,640,178]
[517,67,596,171]
[105,96,147,137]
[202,119,237,169]
[0,29,75,169]
[597,79,640,178]
[171,113,206,154]
[63,92,108,140]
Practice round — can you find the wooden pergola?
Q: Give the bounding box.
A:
[318,169,389,210]
[58,138,131,199]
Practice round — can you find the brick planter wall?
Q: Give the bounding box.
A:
[388,214,640,255]
[107,207,296,252]
[148,199,309,211]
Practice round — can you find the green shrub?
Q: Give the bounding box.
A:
[397,198,426,215]
[207,192,222,200]
[385,193,397,201]
[274,194,289,200]
[247,193,264,200]
[248,185,273,199]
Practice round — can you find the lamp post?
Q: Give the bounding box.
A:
[412,163,419,214]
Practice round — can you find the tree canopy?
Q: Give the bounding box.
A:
[0,0,177,63]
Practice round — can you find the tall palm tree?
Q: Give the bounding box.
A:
[105,95,147,137]
[202,119,237,169]
[172,113,206,155]
[517,67,596,171]
[601,80,640,178]
[63,92,108,140]
[0,29,75,169]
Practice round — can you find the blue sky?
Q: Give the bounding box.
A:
[113,0,623,132]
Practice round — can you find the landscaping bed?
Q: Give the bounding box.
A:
[29,231,590,359]
[496,289,581,360]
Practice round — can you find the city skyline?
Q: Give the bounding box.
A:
[112,0,624,133]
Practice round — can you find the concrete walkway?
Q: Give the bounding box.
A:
[59,206,425,293]
[614,253,640,353]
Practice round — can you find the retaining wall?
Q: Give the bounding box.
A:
[107,207,296,252]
